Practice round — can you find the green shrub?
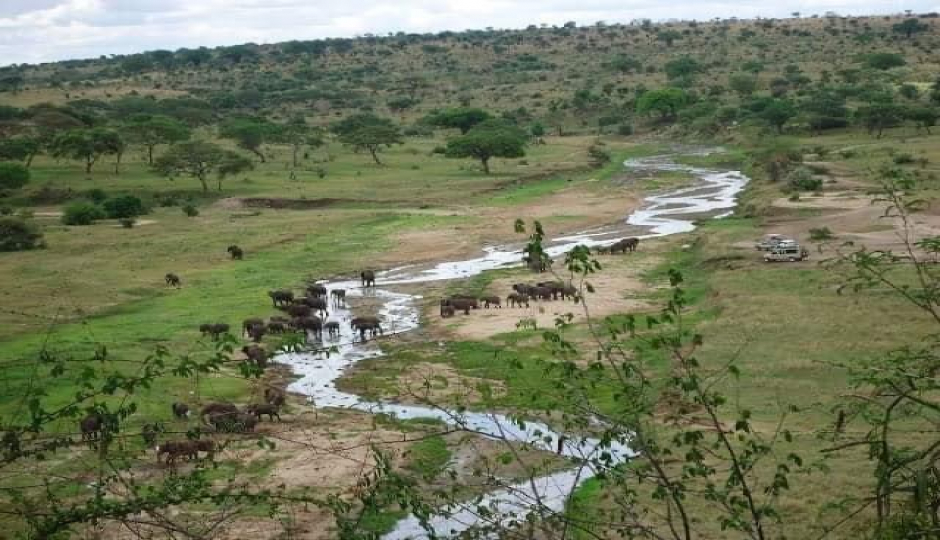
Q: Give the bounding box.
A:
[0,216,44,251]
[839,149,857,159]
[809,227,834,240]
[788,192,800,202]
[102,195,146,219]
[893,153,915,165]
[182,204,199,217]
[431,146,447,155]
[85,188,108,204]
[0,162,29,190]
[62,202,105,225]
[119,217,135,228]
[0,206,12,216]
[786,166,823,191]
[617,123,634,136]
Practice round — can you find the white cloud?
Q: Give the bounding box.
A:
[0,0,932,65]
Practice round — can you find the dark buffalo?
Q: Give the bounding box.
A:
[325,320,341,338]
[303,296,329,317]
[200,402,238,423]
[199,323,230,339]
[286,303,312,318]
[265,388,286,408]
[226,245,243,260]
[330,289,346,306]
[306,284,327,298]
[268,290,294,307]
[171,402,190,419]
[482,295,501,308]
[165,273,181,288]
[242,345,268,369]
[360,270,376,288]
[506,293,530,308]
[242,317,265,336]
[158,440,198,465]
[245,403,281,422]
[80,413,103,442]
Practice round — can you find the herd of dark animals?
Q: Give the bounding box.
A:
[441,237,640,317]
[113,242,638,466]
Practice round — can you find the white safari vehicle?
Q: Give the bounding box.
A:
[763,241,808,262]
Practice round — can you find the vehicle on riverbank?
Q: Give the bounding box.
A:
[763,241,809,262]
[755,233,791,251]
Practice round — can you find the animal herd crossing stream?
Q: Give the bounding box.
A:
[277,150,749,538]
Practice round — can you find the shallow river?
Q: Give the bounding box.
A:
[277,151,749,538]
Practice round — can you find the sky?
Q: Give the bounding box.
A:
[0,0,936,66]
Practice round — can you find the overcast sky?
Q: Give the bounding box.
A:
[0,0,935,66]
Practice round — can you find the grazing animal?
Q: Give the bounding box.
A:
[561,285,579,302]
[267,290,294,307]
[286,303,312,318]
[208,412,257,433]
[200,402,238,423]
[440,305,456,318]
[245,403,281,422]
[242,345,268,369]
[141,422,162,448]
[530,286,553,301]
[226,245,243,260]
[482,295,502,308]
[265,388,286,408]
[193,439,215,459]
[80,413,104,442]
[242,317,265,336]
[266,321,287,334]
[306,284,327,298]
[199,323,230,339]
[441,298,473,315]
[171,402,190,419]
[450,295,480,309]
[304,296,329,317]
[360,270,376,288]
[330,289,346,306]
[158,440,198,465]
[537,281,565,300]
[247,324,266,343]
[507,293,530,308]
[325,320,341,338]
[624,237,640,252]
[295,316,323,341]
[164,273,181,288]
[351,316,383,341]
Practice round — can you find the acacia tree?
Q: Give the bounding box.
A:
[759,99,796,133]
[426,107,492,134]
[332,113,402,165]
[445,119,526,174]
[220,118,276,163]
[153,141,253,192]
[636,88,689,121]
[273,116,323,168]
[0,135,41,167]
[52,128,124,174]
[892,18,928,39]
[122,114,191,164]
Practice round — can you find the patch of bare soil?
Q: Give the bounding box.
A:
[431,255,656,341]
[376,183,642,267]
[395,361,507,406]
[766,191,940,253]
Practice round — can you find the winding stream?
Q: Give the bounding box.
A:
[278,151,749,539]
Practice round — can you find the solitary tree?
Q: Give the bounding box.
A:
[332,113,403,165]
[426,108,492,134]
[52,128,124,174]
[636,88,689,120]
[0,135,41,167]
[906,106,939,134]
[445,119,526,174]
[273,116,323,168]
[892,18,928,39]
[759,99,797,133]
[220,118,275,163]
[856,100,905,138]
[153,141,253,192]
[122,114,191,164]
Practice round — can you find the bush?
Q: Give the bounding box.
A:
[809,227,834,241]
[102,195,146,219]
[0,206,12,216]
[0,162,29,190]
[786,167,823,192]
[617,123,634,136]
[182,204,199,217]
[119,217,135,228]
[62,202,105,225]
[893,153,916,165]
[431,146,447,155]
[85,188,108,204]
[0,216,44,251]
